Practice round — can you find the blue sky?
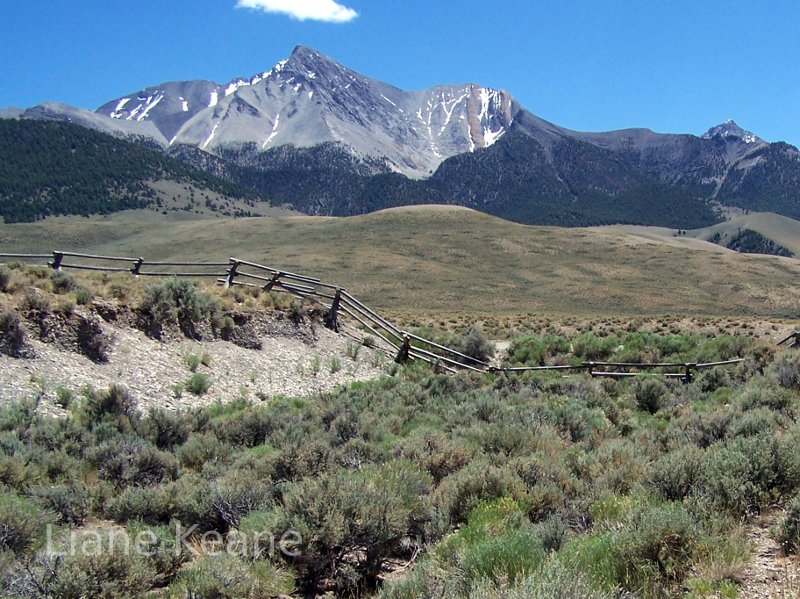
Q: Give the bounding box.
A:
[2,0,799,146]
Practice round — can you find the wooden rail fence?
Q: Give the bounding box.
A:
[0,251,765,378]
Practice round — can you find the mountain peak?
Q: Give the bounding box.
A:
[702,119,763,144]
[285,45,337,69]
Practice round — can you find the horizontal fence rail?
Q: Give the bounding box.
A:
[490,358,745,382]
[0,251,781,378]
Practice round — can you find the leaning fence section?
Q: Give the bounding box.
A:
[0,251,776,378]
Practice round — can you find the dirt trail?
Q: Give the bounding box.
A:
[740,512,800,598]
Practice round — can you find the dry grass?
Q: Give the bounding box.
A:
[0,206,798,323]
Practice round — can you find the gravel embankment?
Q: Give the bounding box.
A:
[0,319,391,415]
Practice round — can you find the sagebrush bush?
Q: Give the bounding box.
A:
[142,407,190,450]
[457,328,496,362]
[699,433,800,516]
[32,484,89,526]
[104,485,173,524]
[613,502,699,593]
[506,334,569,366]
[432,461,527,531]
[141,277,217,338]
[0,491,52,555]
[74,285,93,305]
[78,384,138,430]
[178,432,234,471]
[40,526,165,598]
[50,271,76,294]
[769,350,800,391]
[20,289,50,315]
[648,444,704,501]
[185,372,211,396]
[167,553,294,599]
[633,377,668,414]
[466,558,617,599]
[89,437,179,488]
[212,472,272,529]
[278,461,432,593]
[775,493,800,554]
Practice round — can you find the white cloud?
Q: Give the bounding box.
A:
[236,0,358,23]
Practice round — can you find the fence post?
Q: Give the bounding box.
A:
[324,288,342,331]
[50,251,64,271]
[395,334,411,363]
[262,272,281,292]
[684,363,696,384]
[586,362,596,378]
[225,260,239,288]
[131,257,144,276]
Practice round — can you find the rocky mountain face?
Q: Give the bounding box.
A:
[3,46,800,227]
[94,45,518,178]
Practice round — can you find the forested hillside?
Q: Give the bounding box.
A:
[0,120,264,223]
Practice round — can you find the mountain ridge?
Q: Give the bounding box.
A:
[3,45,800,227]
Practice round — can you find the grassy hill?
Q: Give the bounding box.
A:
[687,212,800,256]
[0,206,797,320]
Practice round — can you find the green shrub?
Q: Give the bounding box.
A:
[141,277,216,338]
[166,553,294,599]
[507,334,569,366]
[699,434,800,517]
[89,437,179,488]
[21,288,50,315]
[55,386,74,409]
[735,380,795,413]
[467,558,617,599]
[186,373,211,396]
[33,484,88,526]
[277,461,432,594]
[212,472,272,529]
[648,444,703,501]
[74,286,93,305]
[613,502,699,593]
[105,485,173,524]
[775,493,800,554]
[41,526,164,598]
[559,533,618,592]
[78,384,137,428]
[0,491,52,555]
[457,328,496,363]
[434,497,546,590]
[396,429,474,483]
[178,433,234,471]
[433,461,527,530]
[572,332,618,361]
[50,270,76,294]
[142,407,190,450]
[184,353,201,372]
[633,377,668,414]
[769,351,800,391]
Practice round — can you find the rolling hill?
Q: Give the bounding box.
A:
[0,206,797,319]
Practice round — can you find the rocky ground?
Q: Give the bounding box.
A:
[0,305,392,416]
[740,513,800,599]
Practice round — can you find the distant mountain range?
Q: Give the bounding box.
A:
[2,45,799,227]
